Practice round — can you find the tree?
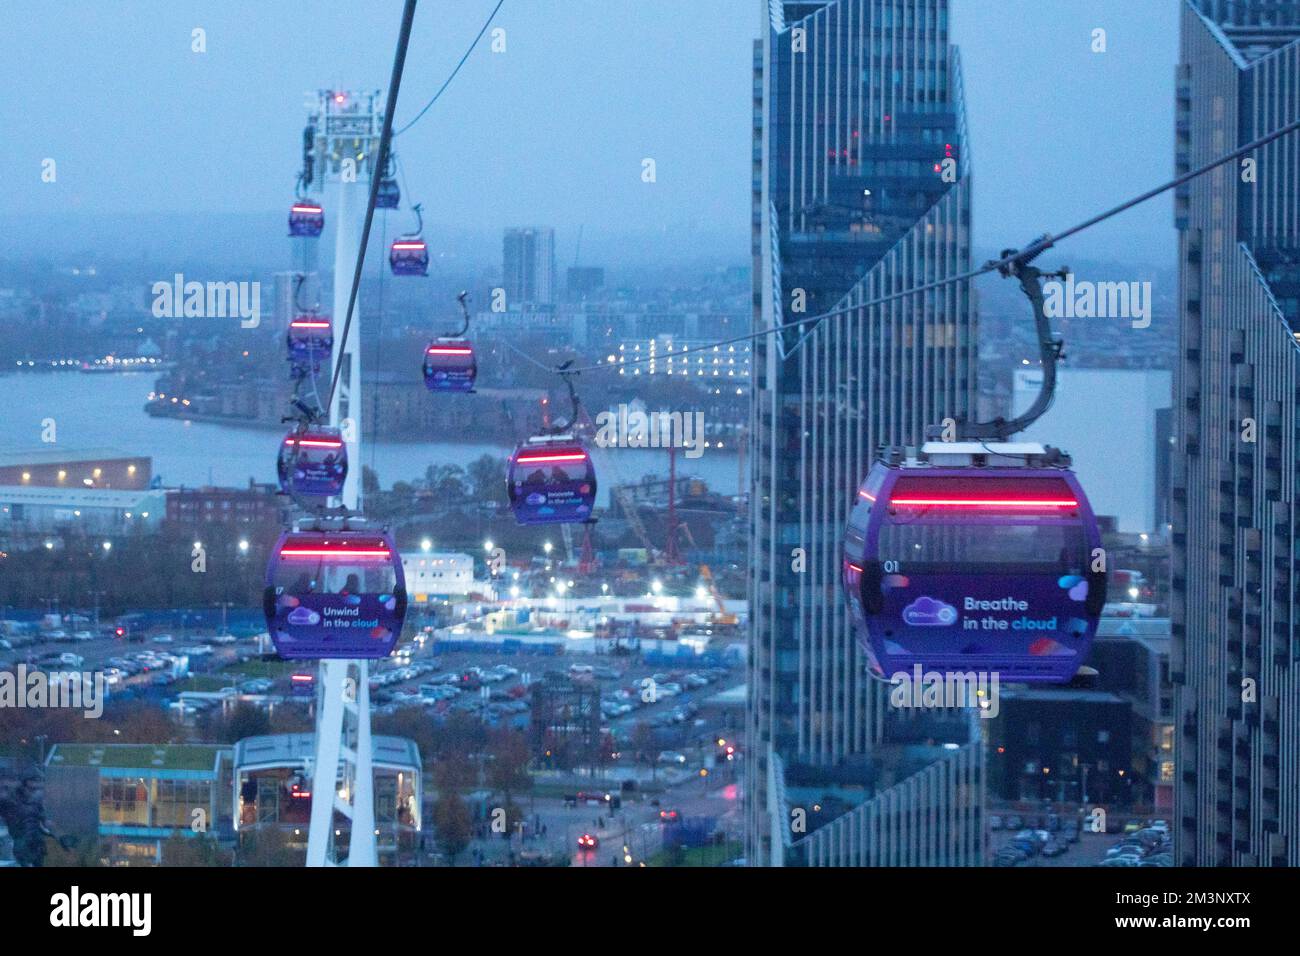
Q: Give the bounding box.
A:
[238,827,302,867]
[362,466,381,496]
[631,722,659,781]
[97,702,181,745]
[486,728,533,808]
[432,793,472,864]
[467,454,505,506]
[44,834,102,868]
[161,832,230,867]
[374,706,438,766]
[204,702,271,744]
[434,465,468,501]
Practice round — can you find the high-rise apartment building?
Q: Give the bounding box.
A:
[503,227,557,307]
[1172,0,1300,866]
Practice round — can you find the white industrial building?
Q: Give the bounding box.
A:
[399,551,477,602]
[0,485,166,536]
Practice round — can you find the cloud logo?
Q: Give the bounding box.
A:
[1058,574,1088,601]
[902,596,958,627]
[287,606,321,626]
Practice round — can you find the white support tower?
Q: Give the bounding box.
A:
[299,88,384,868]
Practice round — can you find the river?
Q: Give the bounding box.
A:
[0,372,743,505]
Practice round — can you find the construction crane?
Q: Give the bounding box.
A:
[698,564,737,627]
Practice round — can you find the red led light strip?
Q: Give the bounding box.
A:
[517,453,587,464]
[280,548,390,558]
[890,497,1078,508]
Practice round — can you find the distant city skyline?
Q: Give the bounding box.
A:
[0,1,1177,267]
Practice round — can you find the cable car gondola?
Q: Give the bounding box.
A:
[840,242,1106,684]
[277,426,347,503]
[842,443,1105,684]
[288,200,324,238]
[390,203,428,276]
[507,365,597,525]
[286,315,333,378]
[423,291,476,393]
[507,437,596,525]
[424,340,476,392]
[264,530,406,660]
[290,671,316,697]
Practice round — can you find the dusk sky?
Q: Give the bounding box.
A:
[0,1,1178,267]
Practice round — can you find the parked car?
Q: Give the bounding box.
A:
[40,652,85,669]
[657,750,687,765]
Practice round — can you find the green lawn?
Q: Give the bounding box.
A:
[219,659,296,679]
[172,674,237,692]
[646,840,743,867]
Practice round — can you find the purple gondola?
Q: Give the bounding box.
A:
[842,454,1106,684]
[264,530,406,660]
[506,437,597,526]
[277,427,347,502]
[389,237,428,276]
[286,315,333,378]
[422,338,476,393]
[288,201,324,238]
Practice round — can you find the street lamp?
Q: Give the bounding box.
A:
[420,538,432,553]
[651,580,663,595]
[484,540,494,553]
[101,540,112,553]
[543,541,553,555]
[238,539,250,555]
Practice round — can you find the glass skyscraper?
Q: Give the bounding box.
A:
[1173,0,1300,866]
[747,0,981,866]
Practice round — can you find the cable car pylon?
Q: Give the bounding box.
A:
[300,84,388,868]
[292,0,415,863]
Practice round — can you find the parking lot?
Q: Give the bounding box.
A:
[989,812,1173,867]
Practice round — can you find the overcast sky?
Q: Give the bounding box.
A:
[0,1,1179,267]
